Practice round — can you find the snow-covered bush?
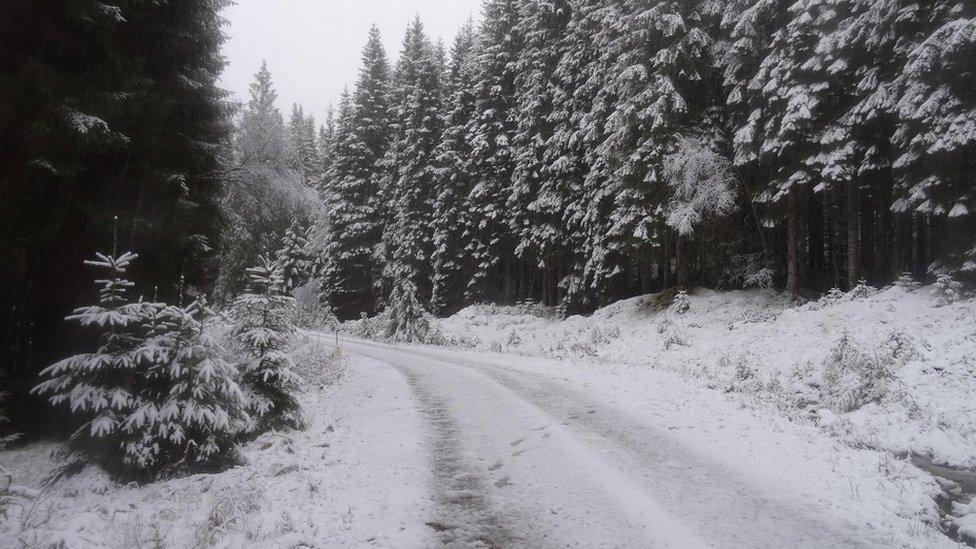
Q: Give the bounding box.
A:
[126,300,249,477]
[32,252,147,472]
[33,252,253,479]
[382,278,440,344]
[662,137,738,237]
[290,278,337,329]
[931,273,962,307]
[274,222,312,293]
[819,335,894,413]
[670,290,691,314]
[726,252,774,289]
[232,258,304,433]
[895,272,921,292]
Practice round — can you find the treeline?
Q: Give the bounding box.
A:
[0,2,231,428]
[296,0,974,319]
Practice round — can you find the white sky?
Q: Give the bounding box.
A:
[220,0,484,124]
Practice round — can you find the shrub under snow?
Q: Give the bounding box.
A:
[33,252,251,479]
[232,258,304,432]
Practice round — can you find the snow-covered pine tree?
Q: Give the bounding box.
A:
[219,62,314,299]
[582,0,719,298]
[431,21,479,316]
[891,1,976,280]
[321,27,392,319]
[232,258,303,432]
[288,104,319,184]
[316,106,336,194]
[383,276,434,343]
[536,0,610,312]
[381,17,445,300]
[32,251,146,470]
[464,0,523,303]
[509,0,571,292]
[274,222,312,294]
[125,299,248,477]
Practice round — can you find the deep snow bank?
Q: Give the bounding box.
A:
[437,285,976,469]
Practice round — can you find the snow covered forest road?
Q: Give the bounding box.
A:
[338,336,915,548]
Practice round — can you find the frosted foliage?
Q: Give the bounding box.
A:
[32,252,144,448]
[818,335,893,413]
[125,301,248,474]
[383,278,434,343]
[274,223,312,293]
[931,273,962,307]
[663,138,738,236]
[33,252,250,477]
[232,258,303,431]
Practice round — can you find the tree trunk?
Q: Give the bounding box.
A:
[787,189,800,300]
[502,255,515,304]
[676,237,688,288]
[846,181,860,290]
[662,235,672,290]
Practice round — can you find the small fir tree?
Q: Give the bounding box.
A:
[383,277,434,343]
[125,299,249,476]
[233,258,303,432]
[32,251,146,470]
[274,223,312,293]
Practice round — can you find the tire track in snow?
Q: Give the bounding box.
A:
[348,338,894,548]
[393,364,517,547]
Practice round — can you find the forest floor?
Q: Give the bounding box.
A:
[2,285,975,547]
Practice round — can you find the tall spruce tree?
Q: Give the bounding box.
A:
[381,17,445,300]
[321,27,391,318]
[1,0,231,430]
[431,21,479,315]
[218,62,313,299]
[464,0,523,303]
[509,0,572,299]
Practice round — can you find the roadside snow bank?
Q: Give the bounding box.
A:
[437,285,976,468]
[0,337,433,548]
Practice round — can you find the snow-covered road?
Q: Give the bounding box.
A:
[340,337,907,548]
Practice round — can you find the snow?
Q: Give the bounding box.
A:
[0,335,433,548]
[340,337,953,547]
[437,285,976,470]
[3,287,973,547]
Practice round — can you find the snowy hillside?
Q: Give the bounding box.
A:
[437,284,976,470]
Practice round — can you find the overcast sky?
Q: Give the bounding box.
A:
[220,0,484,124]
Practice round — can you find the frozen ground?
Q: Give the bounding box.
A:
[436,285,976,470]
[2,286,974,547]
[0,335,435,548]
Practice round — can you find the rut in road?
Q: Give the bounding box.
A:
[394,364,517,547]
[349,338,895,548]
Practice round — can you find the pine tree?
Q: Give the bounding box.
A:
[510,0,571,278]
[32,251,146,470]
[288,104,320,182]
[891,1,976,279]
[232,258,303,432]
[274,222,313,293]
[537,0,610,311]
[321,27,392,318]
[383,277,434,343]
[431,21,479,315]
[382,17,445,299]
[126,299,248,476]
[219,62,313,299]
[464,0,523,303]
[316,107,337,193]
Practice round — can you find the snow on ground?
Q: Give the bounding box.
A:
[344,338,956,547]
[0,335,434,548]
[436,284,976,470]
[2,285,974,548]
